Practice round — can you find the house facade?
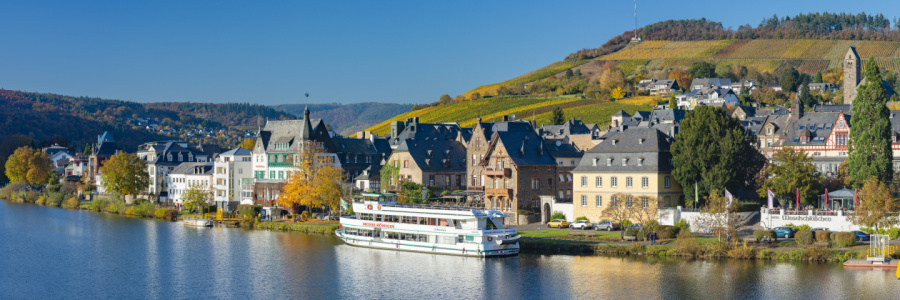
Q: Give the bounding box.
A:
[383,139,467,193]
[137,140,210,202]
[167,162,214,207]
[213,148,253,211]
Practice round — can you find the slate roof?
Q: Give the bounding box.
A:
[259,117,332,153]
[354,164,382,181]
[94,141,119,156]
[142,141,207,166]
[543,138,584,158]
[170,162,214,175]
[98,131,114,143]
[781,112,843,146]
[813,104,851,113]
[576,128,673,173]
[540,119,591,137]
[218,147,252,156]
[647,109,685,124]
[691,78,732,89]
[388,121,467,147]
[395,139,467,172]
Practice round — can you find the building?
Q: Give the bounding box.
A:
[572,128,683,222]
[385,117,470,149]
[89,131,120,183]
[383,139,467,192]
[354,165,381,192]
[539,119,600,150]
[637,79,680,96]
[676,88,739,109]
[842,46,896,105]
[213,148,253,211]
[690,78,732,90]
[167,162,214,208]
[137,140,210,202]
[545,138,584,203]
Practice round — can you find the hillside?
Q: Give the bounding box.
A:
[273,103,412,136]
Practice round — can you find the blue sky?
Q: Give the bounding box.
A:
[0,1,895,105]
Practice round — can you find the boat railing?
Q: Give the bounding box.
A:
[381,203,483,212]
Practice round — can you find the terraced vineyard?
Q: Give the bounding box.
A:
[363,95,652,135]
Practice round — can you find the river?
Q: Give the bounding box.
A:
[1,201,898,299]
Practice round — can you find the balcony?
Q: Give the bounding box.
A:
[485,188,513,199]
[468,186,484,191]
[484,168,511,177]
[268,162,293,168]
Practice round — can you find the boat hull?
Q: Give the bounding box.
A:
[183,219,213,227]
[337,230,519,257]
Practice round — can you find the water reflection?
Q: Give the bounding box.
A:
[1,201,899,299]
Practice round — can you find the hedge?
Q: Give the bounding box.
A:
[754,230,777,242]
[834,232,856,248]
[657,225,680,239]
[795,230,814,246]
[815,230,832,243]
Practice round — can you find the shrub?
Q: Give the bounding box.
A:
[815,230,832,243]
[706,240,732,257]
[757,249,774,259]
[133,201,157,217]
[575,216,589,221]
[675,219,691,231]
[803,247,831,261]
[104,199,125,214]
[89,199,109,211]
[753,230,778,242]
[165,209,179,221]
[834,232,856,247]
[36,195,47,206]
[22,191,39,203]
[550,211,566,220]
[657,225,680,239]
[0,181,28,200]
[625,228,641,239]
[795,230,814,246]
[675,236,704,257]
[517,209,533,215]
[728,242,756,259]
[239,205,261,227]
[786,223,811,231]
[125,207,136,215]
[861,227,900,240]
[300,211,311,222]
[46,192,65,207]
[860,227,874,234]
[63,197,79,209]
[621,219,634,228]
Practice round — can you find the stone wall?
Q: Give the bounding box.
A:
[517,214,541,225]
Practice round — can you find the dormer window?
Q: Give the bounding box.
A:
[592,158,598,166]
[178,153,183,162]
[638,158,644,166]
[767,127,772,135]
[606,158,612,166]
[167,154,172,161]
[188,153,193,161]
[622,158,628,166]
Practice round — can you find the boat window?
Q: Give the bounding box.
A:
[465,236,474,242]
[439,219,449,226]
[457,235,464,243]
[375,214,383,222]
[428,218,437,225]
[485,219,498,230]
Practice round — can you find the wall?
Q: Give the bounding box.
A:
[572,171,681,223]
[658,206,755,233]
[517,214,541,225]
[757,208,900,232]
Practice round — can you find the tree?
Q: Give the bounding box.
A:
[798,82,815,108]
[814,72,824,83]
[99,152,149,197]
[599,69,625,91]
[779,67,800,92]
[602,194,631,240]
[759,147,822,206]
[564,68,574,78]
[668,94,677,109]
[240,138,256,150]
[671,106,765,204]
[610,87,626,100]
[695,189,744,241]
[849,177,899,232]
[848,58,893,188]
[668,69,692,92]
[550,107,566,125]
[183,184,211,214]
[715,63,733,80]
[439,94,452,105]
[83,144,92,156]
[280,142,346,215]
[4,146,52,187]
[687,61,715,79]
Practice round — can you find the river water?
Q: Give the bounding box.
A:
[1,201,898,299]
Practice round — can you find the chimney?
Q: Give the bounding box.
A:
[613,120,619,127]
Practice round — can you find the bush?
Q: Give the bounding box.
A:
[125,207,136,215]
[517,209,533,215]
[728,242,756,259]
[621,219,634,228]
[300,211,311,222]
[657,225,680,239]
[795,230,814,246]
[46,192,65,207]
[674,218,690,232]
[133,201,157,217]
[706,240,732,257]
[575,216,589,221]
[550,211,566,220]
[675,236,704,257]
[815,230,832,243]
[89,199,109,211]
[753,230,767,242]
[0,181,28,200]
[22,191,39,203]
[104,199,125,214]
[625,228,641,240]
[63,197,79,209]
[36,195,47,206]
[834,232,856,247]
[239,205,262,227]
[860,227,900,240]
[165,209,178,221]
[786,223,811,231]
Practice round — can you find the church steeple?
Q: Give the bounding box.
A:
[299,105,313,140]
[791,95,803,118]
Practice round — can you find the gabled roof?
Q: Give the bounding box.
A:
[543,138,583,158]
[577,128,673,173]
[388,121,466,146]
[781,112,843,146]
[169,162,214,175]
[395,139,467,172]
[540,119,591,137]
[494,130,557,166]
[812,104,851,113]
[218,147,252,157]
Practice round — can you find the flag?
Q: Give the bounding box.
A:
[824,188,829,210]
[694,182,698,204]
[725,189,733,208]
[767,189,774,209]
[796,188,800,209]
[854,189,858,208]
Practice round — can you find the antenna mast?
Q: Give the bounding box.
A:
[632,0,641,41]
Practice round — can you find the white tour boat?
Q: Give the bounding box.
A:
[337,193,520,257]
[183,218,213,227]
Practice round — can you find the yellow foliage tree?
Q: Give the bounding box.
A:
[280,142,346,215]
[610,87,626,100]
[4,146,53,187]
[100,152,149,197]
[240,138,256,150]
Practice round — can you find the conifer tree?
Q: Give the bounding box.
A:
[848,58,893,188]
[550,107,565,125]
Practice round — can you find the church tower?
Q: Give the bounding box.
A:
[843,47,861,105]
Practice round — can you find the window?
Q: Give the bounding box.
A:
[532,177,540,190]
[641,196,649,209]
[626,177,633,188]
[270,171,275,179]
[610,195,617,208]
[592,158,598,166]
[548,177,552,188]
[504,179,509,189]
[472,155,476,166]
[665,176,671,188]
[571,160,575,166]
[641,177,649,188]
[606,158,612,166]
[625,195,633,208]
[472,175,477,186]
[393,160,398,168]
[637,158,643,166]
[595,195,602,207]
[664,196,671,206]
[611,177,618,188]
[581,195,587,207]
[595,176,602,187]
[429,175,435,185]
[622,158,627,166]
[403,160,408,168]
[581,176,587,187]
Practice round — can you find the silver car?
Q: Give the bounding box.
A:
[569,220,593,230]
[594,221,617,231]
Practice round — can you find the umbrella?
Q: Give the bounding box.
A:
[824,188,829,210]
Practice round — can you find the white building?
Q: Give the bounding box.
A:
[167,162,214,207]
[676,88,739,109]
[137,140,211,203]
[213,148,254,211]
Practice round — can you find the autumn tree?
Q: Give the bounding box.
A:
[280,142,346,215]
[695,189,744,241]
[439,94,452,105]
[602,194,631,240]
[4,146,53,187]
[759,147,822,206]
[687,61,715,79]
[610,87,626,100]
[183,184,211,214]
[99,152,149,197]
[848,58,893,188]
[240,138,256,150]
[599,69,626,91]
[849,177,899,231]
[668,69,692,92]
[550,107,565,125]
[668,94,677,109]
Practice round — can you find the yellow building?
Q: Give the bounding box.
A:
[572,128,683,223]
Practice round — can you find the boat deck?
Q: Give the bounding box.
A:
[842,259,899,269]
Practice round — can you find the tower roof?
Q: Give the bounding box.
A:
[845,46,859,60]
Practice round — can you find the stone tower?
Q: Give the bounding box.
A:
[843,47,861,105]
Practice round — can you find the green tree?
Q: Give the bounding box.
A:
[814,72,824,83]
[4,146,52,187]
[848,58,893,188]
[83,144,92,156]
[671,106,765,204]
[183,184,211,214]
[564,68,574,78]
[798,82,814,107]
[550,107,566,125]
[779,67,800,92]
[439,94,452,105]
[668,94,677,109]
[715,63,733,80]
[687,61,715,79]
[759,147,823,206]
[99,152,149,197]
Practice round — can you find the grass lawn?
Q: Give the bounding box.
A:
[519,229,571,238]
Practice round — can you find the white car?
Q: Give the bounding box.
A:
[569,220,593,230]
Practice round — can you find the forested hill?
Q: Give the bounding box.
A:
[273,103,412,136]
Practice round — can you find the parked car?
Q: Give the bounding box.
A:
[851,230,870,241]
[594,221,617,231]
[810,227,829,233]
[773,227,796,238]
[547,219,568,228]
[624,224,642,231]
[569,220,593,230]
